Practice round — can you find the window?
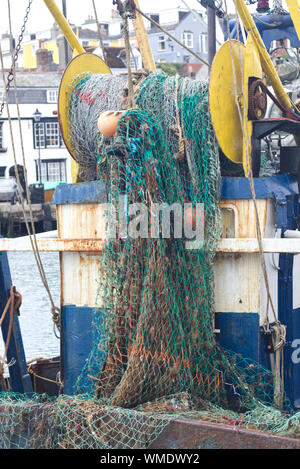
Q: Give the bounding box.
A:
[0,121,7,153]
[45,122,60,147]
[158,35,166,51]
[182,32,194,49]
[46,89,59,103]
[100,24,108,35]
[34,122,45,148]
[37,159,67,182]
[221,204,239,238]
[200,34,208,54]
[34,120,64,149]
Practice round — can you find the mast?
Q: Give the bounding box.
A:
[207,5,216,65]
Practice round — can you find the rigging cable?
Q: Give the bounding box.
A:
[224,0,286,407]
[91,0,107,63]
[2,0,61,338]
[134,6,211,68]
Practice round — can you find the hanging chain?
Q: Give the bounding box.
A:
[112,1,136,107]
[0,0,34,117]
[273,0,284,14]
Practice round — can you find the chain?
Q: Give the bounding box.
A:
[273,0,285,14]
[0,0,33,117]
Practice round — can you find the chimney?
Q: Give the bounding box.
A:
[36,47,52,72]
[57,34,72,70]
[51,23,59,40]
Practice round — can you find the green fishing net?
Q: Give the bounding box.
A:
[0,73,299,449]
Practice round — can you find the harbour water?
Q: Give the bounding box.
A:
[1,252,60,365]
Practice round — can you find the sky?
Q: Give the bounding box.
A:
[0,0,240,35]
[1,0,201,35]
[0,0,288,36]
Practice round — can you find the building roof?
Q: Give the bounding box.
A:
[179,63,203,75]
[2,71,62,88]
[78,28,99,40]
[146,11,193,34]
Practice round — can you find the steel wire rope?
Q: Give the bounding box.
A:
[134,6,211,69]
[224,0,286,406]
[91,0,107,63]
[228,5,278,332]
[224,0,278,328]
[0,0,33,118]
[1,0,61,338]
[122,4,135,109]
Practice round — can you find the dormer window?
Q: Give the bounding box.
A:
[46,89,59,104]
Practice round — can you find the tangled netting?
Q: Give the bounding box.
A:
[66,73,128,181]
[66,72,145,181]
[0,74,299,449]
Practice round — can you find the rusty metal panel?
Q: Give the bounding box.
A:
[57,203,107,308]
[0,237,104,252]
[215,198,278,323]
[61,252,104,307]
[56,203,107,239]
[1,237,300,253]
[220,198,268,238]
[0,237,300,253]
[150,418,300,449]
[215,253,261,313]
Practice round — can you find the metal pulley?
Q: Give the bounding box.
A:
[248,79,267,120]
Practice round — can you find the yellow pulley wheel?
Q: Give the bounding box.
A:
[58,52,111,160]
[209,40,246,165]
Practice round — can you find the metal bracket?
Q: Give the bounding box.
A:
[113,0,136,19]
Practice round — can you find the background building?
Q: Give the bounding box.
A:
[148,10,209,65]
[0,6,225,185]
[0,70,70,185]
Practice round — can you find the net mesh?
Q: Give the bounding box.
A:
[0,73,299,449]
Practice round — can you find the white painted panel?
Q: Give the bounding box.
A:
[58,203,107,308]
[215,198,278,325]
[260,199,278,324]
[57,203,107,239]
[293,255,300,310]
[61,252,103,308]
[214,252,261,313]
[259,253,279,324]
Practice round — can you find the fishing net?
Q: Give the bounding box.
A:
[66,73,128,181]
[0,73,299,449]
[66,71,146,181]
